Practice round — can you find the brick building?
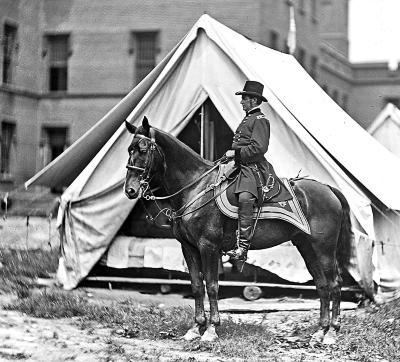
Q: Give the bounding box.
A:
[0,0,399,189]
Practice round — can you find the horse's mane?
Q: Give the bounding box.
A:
[153,127,214,167]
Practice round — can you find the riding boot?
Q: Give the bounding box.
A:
[226,198,255,261]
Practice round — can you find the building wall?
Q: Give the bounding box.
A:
[259,0,321,67]
[38,97,121,140]
[319,0,349,57]
[350,69,400,128]
[0,0,42,188]
[318,44,353,112]
[39,0,264,95]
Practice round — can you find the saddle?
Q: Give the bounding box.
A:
[214,162,311,235]
[221,161,292,206]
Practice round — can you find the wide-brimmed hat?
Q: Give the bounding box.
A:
[235,80,268,102]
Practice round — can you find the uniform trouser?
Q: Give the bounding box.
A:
[237,192,256,245]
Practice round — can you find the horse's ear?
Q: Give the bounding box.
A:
[142,116,150,132]
[125,120,136,134]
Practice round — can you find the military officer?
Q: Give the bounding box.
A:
[225,80,273,261]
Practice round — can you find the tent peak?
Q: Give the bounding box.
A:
[368,102,400,134]
[197,13,213,23]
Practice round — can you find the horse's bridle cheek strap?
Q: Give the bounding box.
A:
[125,129,164,196]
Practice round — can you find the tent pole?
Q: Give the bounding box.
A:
[200,103,205,158]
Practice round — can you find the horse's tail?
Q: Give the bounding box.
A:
[328,186,353,272]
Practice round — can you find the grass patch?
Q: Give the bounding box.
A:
[0,248,59,297]
[214,318,276,359]
[4,289,92,318]
[334,299,400,361]
[183,316,317,361]
[5,288,194,340]
[184,318,278,361]
[0,351,30,360]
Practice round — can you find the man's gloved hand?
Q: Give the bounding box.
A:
[216,150,235,165]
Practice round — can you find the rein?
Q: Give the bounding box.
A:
[144,173,238,222]
[143,162,220,201]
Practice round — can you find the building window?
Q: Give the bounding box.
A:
[2,23,18,85]
[342,94,348,111]
[384,97,400,108]
[46,34,70,91]
[40,127,69,166]
[131,31,158,85]
[284,38,290,54]
[0,121,16,175]
[310,55,318,79]
[269,30,279,51]
[332,90,339,103]
[322,84,329,94]
[311,0,317,21]
[298,0,305,14]
[297,47,306,68]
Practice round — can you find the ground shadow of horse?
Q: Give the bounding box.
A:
[124,117,352,345]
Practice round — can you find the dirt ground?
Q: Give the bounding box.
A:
[0,288,361,362]
[0,293,222,362]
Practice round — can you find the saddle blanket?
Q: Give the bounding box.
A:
[214,167,311,235]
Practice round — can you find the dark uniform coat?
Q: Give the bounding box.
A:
[232,107,282,200]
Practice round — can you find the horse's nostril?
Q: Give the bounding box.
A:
[127,187,136,195]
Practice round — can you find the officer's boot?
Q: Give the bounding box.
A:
[226,197,255,261]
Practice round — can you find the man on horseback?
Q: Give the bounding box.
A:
[225,80,283,261]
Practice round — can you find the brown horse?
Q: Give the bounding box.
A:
[124,117,352,345]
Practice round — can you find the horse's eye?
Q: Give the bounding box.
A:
[138,141,148,153]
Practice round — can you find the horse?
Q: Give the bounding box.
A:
[123,116,352,345]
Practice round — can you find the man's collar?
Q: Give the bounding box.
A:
[246,107,261,116]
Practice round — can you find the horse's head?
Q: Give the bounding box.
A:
[124,116,165,199]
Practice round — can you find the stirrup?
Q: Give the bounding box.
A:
[226,238,250,261]
[226,247,248,261]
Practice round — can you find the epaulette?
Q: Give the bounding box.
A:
[256,115,266,119]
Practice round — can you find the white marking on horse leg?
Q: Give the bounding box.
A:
[200,325,218,342]
[309,329,325,346]
[182,325,202,341]
[322,328,337,345]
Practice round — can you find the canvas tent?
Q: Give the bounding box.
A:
[26,15,400,300]
[368,103,400,160]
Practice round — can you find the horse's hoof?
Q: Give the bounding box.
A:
[322,329,337,345]
[182,326,201,341]
[200,325,218,342]
[309,329,325,346]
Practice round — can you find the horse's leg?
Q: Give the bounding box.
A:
[181,244,206,341]
[310,236,342,345]
[199,241,220,342]
[330,261,342,332]
[322,260,342,345]
[293,237,331,344]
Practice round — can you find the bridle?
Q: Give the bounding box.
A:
[125,128,237,222]
[126,129,165,199]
